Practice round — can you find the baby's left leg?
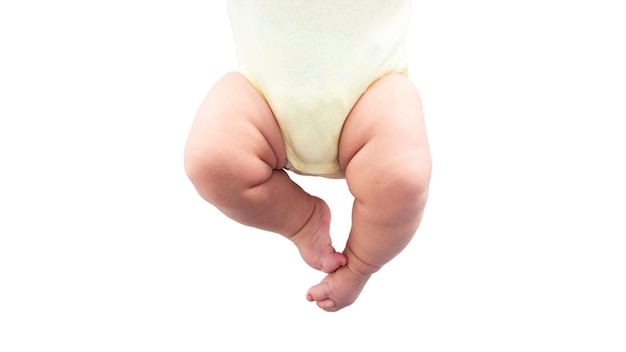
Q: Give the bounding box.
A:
[306,74,432,311]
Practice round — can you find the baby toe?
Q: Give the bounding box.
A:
[320,252,347,273]
[317,299,338,312]
[306,281,330,302]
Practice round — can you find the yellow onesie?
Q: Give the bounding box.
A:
[227,0,412,178]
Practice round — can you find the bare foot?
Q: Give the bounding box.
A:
[305,264,371,312]
[289,197,347,273]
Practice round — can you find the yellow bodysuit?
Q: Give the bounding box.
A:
[227,0,412,178]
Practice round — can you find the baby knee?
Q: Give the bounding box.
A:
[396,171,430,210]
[183,144,224,200]
[184,139,252,201]
[184,141,274,206]
[378,151,432,209]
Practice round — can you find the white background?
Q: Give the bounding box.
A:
[1,1,625,351]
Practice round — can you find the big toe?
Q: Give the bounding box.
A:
[306,281,339,312]
[317,299,338,312]
[320,252,347,273]
[306,281,329,302]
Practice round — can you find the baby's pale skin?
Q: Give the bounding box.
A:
[184,72,431,312]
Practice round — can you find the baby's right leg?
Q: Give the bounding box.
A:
[306,74,431,311]
[183,72,346,273]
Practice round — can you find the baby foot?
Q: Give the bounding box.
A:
[289,197,347,273]
[305,264,371,312]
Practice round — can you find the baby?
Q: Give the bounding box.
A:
[184,0,431,312]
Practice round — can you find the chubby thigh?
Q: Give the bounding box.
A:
[339,73,430,177]
[184,72,289,200]
[339,74,432,206]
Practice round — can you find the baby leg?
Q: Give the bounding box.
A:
[184,72,345,273]
[306,74,432,311]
